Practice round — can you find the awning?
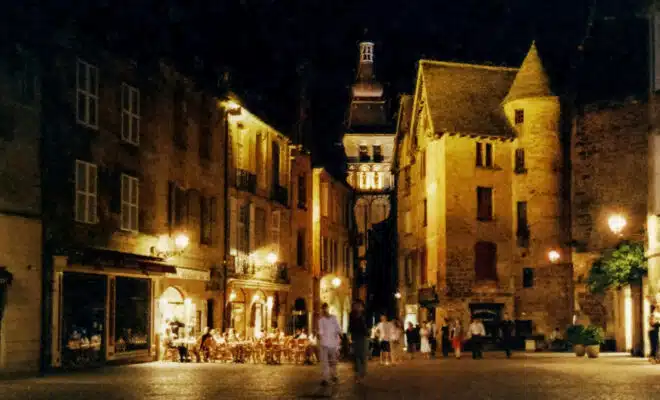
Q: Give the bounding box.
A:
[67,248,177,274]
[0,267,13,285]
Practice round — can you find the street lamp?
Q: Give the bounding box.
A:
[394,292,402,299]
[548,250,561,263]
[266,252,278,265]
[608,214,627,236]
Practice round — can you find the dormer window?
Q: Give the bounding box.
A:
[515,109,524,125]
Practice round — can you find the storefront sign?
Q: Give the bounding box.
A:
[165,268,210,281]
[418,287,438,306]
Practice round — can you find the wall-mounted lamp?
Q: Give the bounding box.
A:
[150,234,190,259]
[266,252,278,265]
[394,292,402,299]
[548,250,561,263]
[332,277,341,288]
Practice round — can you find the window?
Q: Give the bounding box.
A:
[476,142,493,167]
[114,277,150,352]
[523,267,534,288]
[516,201,528,232]
[321,182,329,217]
[477,187,493,221]
[200,196,214,245]
[296,229,306,267]
[515,109,524,125]
[359,145,369,162]
[173,83,187,148]
[322,237,329,272]
[270,210,281,251]
[373,145,383,162]
[199,99,212,160]
[75,160,97,224]
[405,253,414,287]
[238,203,250,254]
[168,182,188,230]
[255,207,267,248]
[420,247,428,285]
[76,59,99,128]
[120,174,139,232]
[516,201,529,248]
[422,199,427,226]
[271,141,281,188]
[514,148,526,173]
[121,83,140,145]
[420,149,426,178]
[475,241,497,281]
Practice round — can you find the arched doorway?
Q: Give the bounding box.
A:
[227,289,246,338]
[292,297,308,333]
[158,286,185,334]
[250,291,266,338]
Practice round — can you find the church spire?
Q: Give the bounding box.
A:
[352,39,383,99]
[504,41,554,103]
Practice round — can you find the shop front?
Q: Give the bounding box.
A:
[51,249,172,368]
[155,267,214,360]
[226,278,289,339]
[320,274,352,333]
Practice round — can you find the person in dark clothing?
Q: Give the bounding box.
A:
[348,300,369,383]
[500,313,515,358]
[405,322,417,359]
[441,319,451,357]
[649,305,659,363]
[428,320,437,358]
[414,324,422,351]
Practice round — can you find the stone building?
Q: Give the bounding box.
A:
[572,98,649,352]
[224,99,308,337]
[395,43,573,337]
[0,44,42,375]
[312,167,354,332]
[342,41,397,315]
[41,37,226,368]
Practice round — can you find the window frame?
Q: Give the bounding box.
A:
[120,83,140,145]
[120,174,139,232]
[74,160,98,224]
[515,109,524,125]
[76,59,99,129]
[477,186,494,221]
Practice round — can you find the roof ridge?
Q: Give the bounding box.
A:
[419,59,519,72]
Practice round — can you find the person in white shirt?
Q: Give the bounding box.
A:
[468,318,486,359]
[376,315,393,366]
[318,303,342,386]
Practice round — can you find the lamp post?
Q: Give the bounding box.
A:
[608,214,627,236]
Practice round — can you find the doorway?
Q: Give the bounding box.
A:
[469,303,503,339]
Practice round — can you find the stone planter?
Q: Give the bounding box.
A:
[586,345,600,358]
[574,344,586,357]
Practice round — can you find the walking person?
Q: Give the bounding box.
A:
[428,320,437,358]
[649,305,660,363]
[405,322,417,359]
[468,318,486,359]
[318,303,342,386]
[500,313,515,359]
[441,319,451,357]
[420,323,431,359]
[376,315,393,365]
[449,318,463,359]
[390,319,403,365]
[348,300,369,383]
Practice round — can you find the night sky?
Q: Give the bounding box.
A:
[4,0,650,172]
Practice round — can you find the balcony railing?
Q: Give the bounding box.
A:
[230,255,290,284]
[236,169,257,194]
[272,184,288,206]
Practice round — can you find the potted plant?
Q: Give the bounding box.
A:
[567,324,586,357]
[583,325,604,358]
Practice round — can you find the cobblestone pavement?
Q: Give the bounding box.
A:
[2,353,660,400]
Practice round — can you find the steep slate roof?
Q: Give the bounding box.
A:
[503,41,554,103]
[420,60,518,138]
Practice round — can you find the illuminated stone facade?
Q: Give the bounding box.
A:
[0,45,42,375]
[395,43,572,336]
[312,168,354,332]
